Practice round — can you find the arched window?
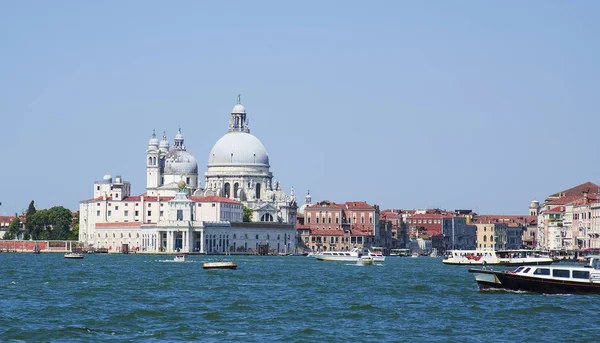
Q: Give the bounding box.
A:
[234,183,239,198]
[255,183,261,199]
[224,183,231,198]
[153,157,157,165]
[148,157,152,165]
[261,213,274,222]
[483,235,487,242]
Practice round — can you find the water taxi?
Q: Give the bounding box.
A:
[367,250,385,262]
[443,249,553,266]
[469,255,600,294]
[64,252,84,259]
[313,248,383,262]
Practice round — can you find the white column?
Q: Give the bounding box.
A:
[168,231,172,252]
[200,231,204,253]
[183,231,187,252]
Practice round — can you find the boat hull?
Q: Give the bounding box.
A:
[315,256,359,261]
[468,269,600,294]
[203,262,237,270]
[64,254,84,259]
[444,260,553,266]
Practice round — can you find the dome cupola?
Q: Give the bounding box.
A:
[164,128,198,175]
[148,130,159,150]
[159,131,169,153]
[208,97,269,167]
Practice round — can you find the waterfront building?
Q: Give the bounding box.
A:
[299,199,379,252]
[407,213,445,238]
[441,216,476,250]
[535,182,600,250]
[79,98,297,254]
[471,215,526,250]
[379,210,408,250]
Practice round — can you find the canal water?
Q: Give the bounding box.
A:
[0,253,597,342]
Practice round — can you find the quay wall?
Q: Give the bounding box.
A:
[0,240,78,253]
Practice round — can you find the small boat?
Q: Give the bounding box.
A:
[173,254,186,262]
[64,252,84,259]
[203,260,237,270]
[367,250,386,262]
[411,252,419,258]
[357,256,374,266]
[468,255,600,294]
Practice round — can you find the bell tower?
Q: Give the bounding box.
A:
[146,130,160,194]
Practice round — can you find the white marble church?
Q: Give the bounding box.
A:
[79,98,298,254]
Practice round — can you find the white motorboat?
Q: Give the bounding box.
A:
[443,249,553,266]
[313,248,384,262]
[173,254,186,262]
[64,252,84,259]
[312,248,361,261]
[469,255,600,294]
[367,250,386,262]
[357,256,374,266]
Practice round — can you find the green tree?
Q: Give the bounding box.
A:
[47,206,74,240]
[30,209,50,240]
[70,211,80,240]
[3,216,21,240]
[243,206,253,222]
[25,200,36,238]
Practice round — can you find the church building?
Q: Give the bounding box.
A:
[79,98,297,254]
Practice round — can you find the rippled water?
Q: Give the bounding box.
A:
[0,253,598,342]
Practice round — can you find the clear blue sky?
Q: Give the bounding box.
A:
[1,1,598,215]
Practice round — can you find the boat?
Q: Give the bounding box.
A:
[313,248,361,261]
[313,248,382,262]
[468,255,600,294]
[367,250,386,262]
[173,254,186,262]
[203,260,237,270]
[64,252,84,259]
[443,249,553,266]
[357,256,374,266]
[390,248,411,257]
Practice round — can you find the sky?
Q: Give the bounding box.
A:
[0,1,599,216]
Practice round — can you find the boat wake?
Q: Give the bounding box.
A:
[479,288,530,294]
[156,259,196,263]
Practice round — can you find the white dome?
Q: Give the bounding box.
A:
[208,132,269,166]
[148,136,159,147]
[231,103,246,114]
[103,174,112,181]
[165,149,198,175]
[159,135,169,148]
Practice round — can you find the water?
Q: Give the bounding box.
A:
[0,254,598,342]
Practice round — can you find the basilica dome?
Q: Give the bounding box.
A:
[164,149,198,175]
[208,132,269,166]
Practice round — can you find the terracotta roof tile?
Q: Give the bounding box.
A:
[549,182,600,198]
